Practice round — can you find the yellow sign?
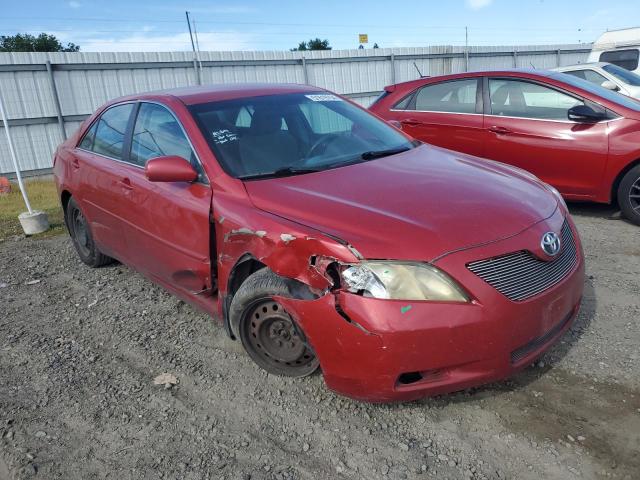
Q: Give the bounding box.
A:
[359,34,368,44]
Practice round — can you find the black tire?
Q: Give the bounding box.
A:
[617,164,640,226]
[65,197,113,267]
[229,268,320,377]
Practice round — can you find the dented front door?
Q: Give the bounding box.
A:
[122,168,213,294]
[120,102,213,296]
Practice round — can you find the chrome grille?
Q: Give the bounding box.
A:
[467,221,578,302]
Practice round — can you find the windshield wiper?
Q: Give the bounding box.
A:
[239,166,321,180]
[360,146,411,160]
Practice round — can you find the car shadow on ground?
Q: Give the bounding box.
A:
[566,201,621,221]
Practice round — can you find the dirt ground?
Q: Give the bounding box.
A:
[1,203,639,480]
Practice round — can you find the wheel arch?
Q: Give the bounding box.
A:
[60,190,73,228]
[611,157,640,206]
[223,254,267,339]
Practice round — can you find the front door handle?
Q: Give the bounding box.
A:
[120,177,133,190]
[488,126,513,135]
[401,118,423,127]
[71,158,80,169]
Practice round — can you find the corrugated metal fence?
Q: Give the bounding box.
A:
[0,44,590,176]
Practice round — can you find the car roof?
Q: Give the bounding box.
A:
[554,62,610,71]
[110,83,325,106]
[387,69,554,90]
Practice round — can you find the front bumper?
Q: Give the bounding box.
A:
[278,211,585,403]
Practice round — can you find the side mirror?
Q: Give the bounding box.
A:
[145,156,198,183]
[387,119,403,130]
[567,105,606,123]
[601,80,620,91]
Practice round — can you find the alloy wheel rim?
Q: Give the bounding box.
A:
[244,299,317,374]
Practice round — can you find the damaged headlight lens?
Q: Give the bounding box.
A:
[341,262,469,302]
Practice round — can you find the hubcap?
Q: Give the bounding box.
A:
[73,209,91,256]
[243,299,317,375]
[630,177,640,212]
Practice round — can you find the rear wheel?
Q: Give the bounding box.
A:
[229,269,319,377]
[66,198,113,267]
[617,165,640,226]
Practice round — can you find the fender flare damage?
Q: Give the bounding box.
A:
[218,222,362,340]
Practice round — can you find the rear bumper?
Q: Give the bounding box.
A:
[278,213,585,403]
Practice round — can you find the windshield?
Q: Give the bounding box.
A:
[550,72,640,112]
[602,63,640,86]
[189,92,415,179]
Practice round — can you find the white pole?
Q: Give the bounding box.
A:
[0,92,33,213]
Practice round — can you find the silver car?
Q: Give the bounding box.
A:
[554,62,640,100]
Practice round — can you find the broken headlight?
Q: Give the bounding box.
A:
[341,262,469,302]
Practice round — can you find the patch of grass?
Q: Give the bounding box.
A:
[0,179,65,239]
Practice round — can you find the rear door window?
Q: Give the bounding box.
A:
[489,79,583,120]
[599,49,640,71]
[90,103,134,160]
[410,79,479,114]
[78,122,98,150]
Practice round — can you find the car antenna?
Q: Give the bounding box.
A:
[413,62,425,78]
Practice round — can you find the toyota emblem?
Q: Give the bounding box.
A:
[541,231,561,257]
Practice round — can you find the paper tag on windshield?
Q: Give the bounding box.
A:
[211,129,239,144]
[305,94,342,102]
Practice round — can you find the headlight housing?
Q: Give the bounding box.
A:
[341,262,470,302]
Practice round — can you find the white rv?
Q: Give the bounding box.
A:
[588,27,640,74]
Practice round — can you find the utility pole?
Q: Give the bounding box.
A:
[185,11,201,85]
[193,18,204,77]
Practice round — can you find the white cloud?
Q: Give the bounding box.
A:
[466,0,493,10]
[80,31,256,52]
[68,1,81,8]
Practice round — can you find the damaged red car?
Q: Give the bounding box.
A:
[53,84,584,402]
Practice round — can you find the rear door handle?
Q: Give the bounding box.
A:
[488,126,513,135]
[120,177,133,190]
[401,118,423,127]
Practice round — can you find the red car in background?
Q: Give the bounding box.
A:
[370,70,640,225]
[54,84,584,402]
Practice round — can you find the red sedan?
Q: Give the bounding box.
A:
[53,84,584,402]
[370,69,640,225]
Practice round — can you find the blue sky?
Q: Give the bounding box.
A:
[1,0,638,52]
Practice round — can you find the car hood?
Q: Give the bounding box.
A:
[244,145,558,261]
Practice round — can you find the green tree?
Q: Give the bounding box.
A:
[291,38,332,51]
[0,33,80,52]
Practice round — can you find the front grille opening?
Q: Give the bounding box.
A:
[467,220,578,302]
[510,309,574,364]
[398,371,423,385]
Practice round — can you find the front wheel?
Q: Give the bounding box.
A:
[229,269,319,377]
[66,197,113,267]
[617,165,640,226]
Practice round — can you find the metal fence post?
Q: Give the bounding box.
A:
[45,61,67,141]
[556,49,562,67]
[301,56,309,84]
[513,50,518,68]
[192,59,201,85]
[390,53,396,84]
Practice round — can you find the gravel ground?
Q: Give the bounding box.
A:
[1,204,639,480]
